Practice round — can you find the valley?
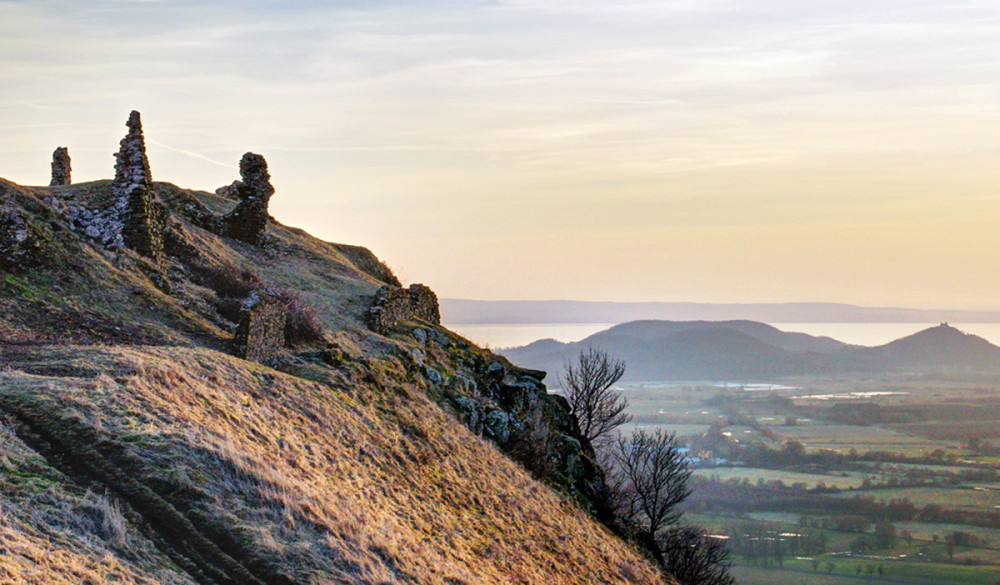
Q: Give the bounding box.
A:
[614,372,1000,585]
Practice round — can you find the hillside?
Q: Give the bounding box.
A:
[501,320,1000,382]
[0,114,669,584]
[872,323,1000,368]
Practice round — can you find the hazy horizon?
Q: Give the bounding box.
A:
[3,2,999,309]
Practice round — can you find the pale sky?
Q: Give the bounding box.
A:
[2,1,999,309]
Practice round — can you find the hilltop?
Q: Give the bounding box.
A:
[501,320,1000,382]
[0,114,669,584]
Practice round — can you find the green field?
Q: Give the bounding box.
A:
[734,558,1000,585]
[837,487,1000,512]
[769,422,960,455]
[693,466,864,489]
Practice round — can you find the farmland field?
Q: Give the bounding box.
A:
[692,466,865,489]
[618,371,1000,584]
[836,487,1000,511]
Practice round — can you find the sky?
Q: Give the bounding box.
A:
[2,0,1000,309]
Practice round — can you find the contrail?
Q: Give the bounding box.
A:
[147,139,231,168]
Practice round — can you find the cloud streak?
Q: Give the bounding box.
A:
[2,1,1000,307]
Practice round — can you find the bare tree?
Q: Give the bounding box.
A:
[603,429,734,585]
[658,525,735,585]
[609,428,692,564]
[561,348,629,444]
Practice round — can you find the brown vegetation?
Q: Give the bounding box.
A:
[0,346,669,584]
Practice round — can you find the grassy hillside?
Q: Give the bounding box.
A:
[0,177,670,584]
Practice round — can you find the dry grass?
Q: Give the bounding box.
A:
[0,346,670,585]
[0,419,197,585]
[0,178,670,583]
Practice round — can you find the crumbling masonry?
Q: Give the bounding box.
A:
[368,283,441,334]
[50,147,71,186]
[219,153,274,246]
[232,290,287,363]
[112,111,166,259]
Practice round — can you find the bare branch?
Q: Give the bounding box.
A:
[560,348,630,444]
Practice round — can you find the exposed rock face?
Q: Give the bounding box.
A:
[0,209,48,269]
[232,290,286,363]
[220,153,274,245]
[113,111,166,259]
[411,327,618,528]
[368,283,441,334]
[50,147,71,186]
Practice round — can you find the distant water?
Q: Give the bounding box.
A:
[445,322,1000,349]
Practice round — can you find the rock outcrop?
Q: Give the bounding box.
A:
[232,289,286,363]
[0,209,48,270]
[408,326,618,527]
[368,283,441,334]
[50,147,71,186]
[113,111,166,259]
[219,153,274,245]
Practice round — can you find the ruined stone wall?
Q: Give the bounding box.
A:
[232,290,286,363]
[407,284,440,324]
[368,283,441,334]
[220,153,274,245]
[50,147,71,186]
[113,111,166,259]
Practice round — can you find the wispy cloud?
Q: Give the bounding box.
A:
[147,139,230,168]
[3,1,1000,306]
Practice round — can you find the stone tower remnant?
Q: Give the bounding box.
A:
[50,147,71,186]
[232,290,287,363]
[220,152,274,246]
[112,110,166,259]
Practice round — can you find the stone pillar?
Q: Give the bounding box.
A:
[50,147,71,186]
[112,111,165,259]
[221,152,275,245]
[233,290,287,363]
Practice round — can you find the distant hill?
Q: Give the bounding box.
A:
[442,299,1000,325]
[501,321,1000,382]
[872,323,1000,368]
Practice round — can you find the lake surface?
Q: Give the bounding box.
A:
[444,322,1000,349]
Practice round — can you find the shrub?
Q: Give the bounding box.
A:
[278,291,325,347]
[190,260,325,347]
[190,261,265,298]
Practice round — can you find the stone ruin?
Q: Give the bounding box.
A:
[232,289,287,363]
[50,147,71,186]
[368,283,441,334]
[218,153,274,246]
[112,111,166,259]
[0,209,45,270]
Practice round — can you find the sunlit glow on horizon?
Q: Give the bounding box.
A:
[2,1,999,309]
